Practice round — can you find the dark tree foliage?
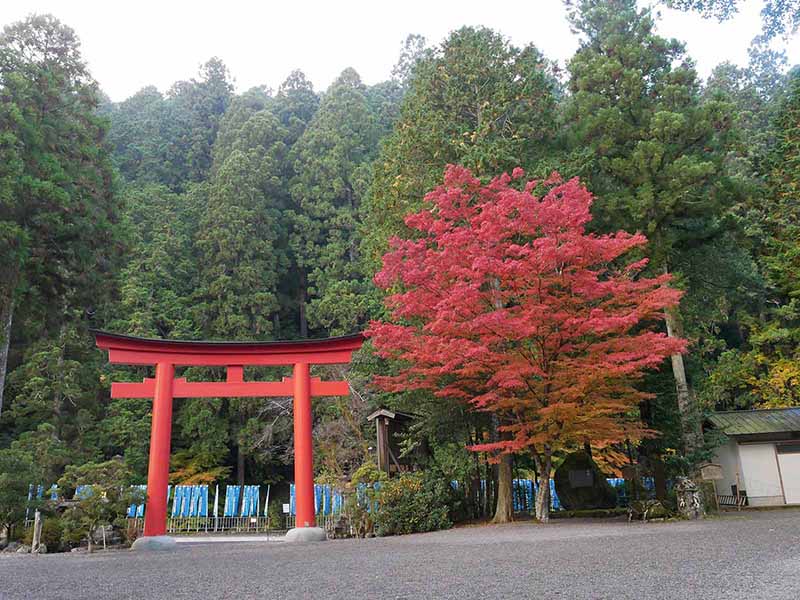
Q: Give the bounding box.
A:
[0,15,120,420]
[0,9,796,512]
[362,26,560,273]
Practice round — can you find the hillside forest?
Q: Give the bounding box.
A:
[1,0,799,524]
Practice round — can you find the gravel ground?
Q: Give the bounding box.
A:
[2,509,800,600]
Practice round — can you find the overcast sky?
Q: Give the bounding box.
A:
[2,0,798,101]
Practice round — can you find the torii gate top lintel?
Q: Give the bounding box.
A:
[92,329,364,542]
[93,329,364,366]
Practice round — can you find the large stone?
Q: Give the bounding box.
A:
[284,527,327,543]
[553,451,617,511]
[674,476,705,520]
[628,499,668,521]
[131,535,177,551]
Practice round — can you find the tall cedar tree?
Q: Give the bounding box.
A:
[565,0,737,455]
[289,68,380,336]
[0,15,119,416]
[367,166,684,522]
[362,27,559,272]
[103,58,233,191]
[361,26,559,521]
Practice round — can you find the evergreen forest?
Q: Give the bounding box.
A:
[1,1,799,525]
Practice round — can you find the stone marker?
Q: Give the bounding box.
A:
[554,451,617,510]
[131,535,177,551]
[284,527,327,543]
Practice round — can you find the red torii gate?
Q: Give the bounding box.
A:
[93,330,364,547]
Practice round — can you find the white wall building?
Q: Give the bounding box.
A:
[709,408,800,507]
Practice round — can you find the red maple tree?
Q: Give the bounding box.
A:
[366,165,685,522]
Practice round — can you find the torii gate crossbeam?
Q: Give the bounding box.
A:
[93,330,363,547]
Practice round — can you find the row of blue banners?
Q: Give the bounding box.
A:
[28,476,657,519]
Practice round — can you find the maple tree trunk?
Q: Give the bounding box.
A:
[492,453,514,524]
[583,438,592,457]
[0,292,13,418]
[533,445,552,523]
[488,411,513,523]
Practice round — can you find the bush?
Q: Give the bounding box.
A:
[374,472,454,536]
[22,516,65,552]
[57,457,142,552]
[266,499,284,529]
[351,460,387,485]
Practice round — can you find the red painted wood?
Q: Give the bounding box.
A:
[293,363,315,528]
[105,348,355,366]
[92,330,363,539]
[143,362,174,537]
[111,376,349,399]
[94,331,363,367]
[226,365,244,382]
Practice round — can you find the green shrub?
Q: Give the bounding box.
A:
[374,472,454,536]
[266,499,284,529]
[351,460,387,485]
[42,516,65,550]
[23,516,65,551]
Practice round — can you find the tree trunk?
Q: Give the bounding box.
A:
[491,453,514,524]
[273,313,280,337]
[663,303,703,455]
[487,280,514,523]
[533,445,552,523]
[0,293,13,418]
[583,438,592,457]
[298,272,308,338]
[53,319,68,436]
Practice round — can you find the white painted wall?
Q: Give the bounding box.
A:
[712,439,741,497]
[738,443,784,506]
[777,451,800,505]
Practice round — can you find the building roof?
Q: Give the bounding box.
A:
[708,408,800,436]
[366,408,416,422]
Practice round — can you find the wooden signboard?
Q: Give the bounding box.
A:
[700,463,724,481]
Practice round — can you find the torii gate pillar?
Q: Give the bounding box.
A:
[143,362,175,538]
[93,330,363,548]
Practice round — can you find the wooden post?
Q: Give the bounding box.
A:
[735,471,742,511]
[31,510,42,555]
[376,417,390,473]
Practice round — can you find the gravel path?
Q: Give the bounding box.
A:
[3,510,799,599]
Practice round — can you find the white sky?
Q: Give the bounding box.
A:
[2,0,798,101]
